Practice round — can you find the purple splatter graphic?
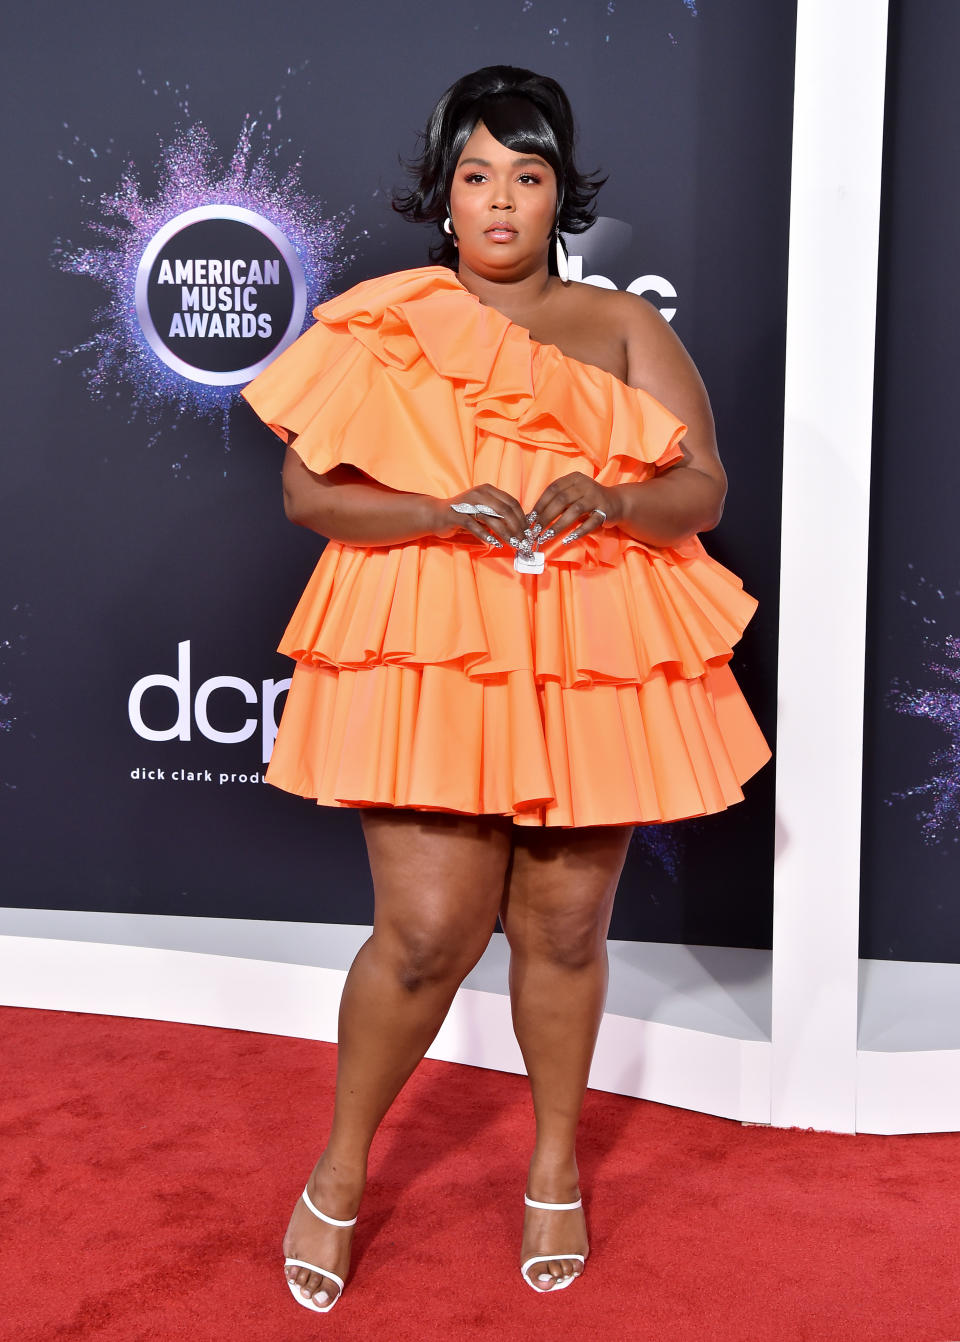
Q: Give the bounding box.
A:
[890,635,960,845]
[1,601,32,792]
[888,568,960,844]
[53,72,352,448]
[631,823,683,883]
[517,1,621,49]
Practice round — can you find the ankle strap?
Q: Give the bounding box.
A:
[524,1194,582,1211]
[302,1185,358,1227]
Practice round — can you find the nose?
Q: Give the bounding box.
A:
[491,183,515,210]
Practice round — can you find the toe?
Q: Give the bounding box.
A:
[532,1260,561,1290]
[301,1270,323,1300]
[316,1274,338,1308]
[523,1260,550,1291]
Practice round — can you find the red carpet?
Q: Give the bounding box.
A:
[1,1005,958,1342]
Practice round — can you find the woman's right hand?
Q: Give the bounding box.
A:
[432,486,530,550]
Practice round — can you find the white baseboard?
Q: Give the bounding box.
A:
[856,1050,960,1134]
[0,932,771,1124]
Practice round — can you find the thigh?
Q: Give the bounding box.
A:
[500,824,634,959]
[361,809,514,950]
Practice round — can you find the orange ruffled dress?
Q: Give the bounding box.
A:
[242,266,770,827]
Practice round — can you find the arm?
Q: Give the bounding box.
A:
[530,293,727,549]
[612,293,727,546]
[280,444,529,547]
[282,447,438,545]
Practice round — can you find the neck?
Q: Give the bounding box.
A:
[455,260,555,318]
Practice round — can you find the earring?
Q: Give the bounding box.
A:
[555,230,570,283]
[443,216,454,236]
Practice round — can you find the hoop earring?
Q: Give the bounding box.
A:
[555,230,570,283]
[443,216,454,236]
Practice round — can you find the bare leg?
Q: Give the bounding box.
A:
[499,824,633,1290]
[284,811,511,1307]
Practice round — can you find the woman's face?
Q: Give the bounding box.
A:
[448,120,558,278]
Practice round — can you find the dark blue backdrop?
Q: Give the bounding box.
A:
[1,0,793,947]
[860,0,960,962]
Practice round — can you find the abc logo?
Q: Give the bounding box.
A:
[567,255,678,323]
[563,217,678,322]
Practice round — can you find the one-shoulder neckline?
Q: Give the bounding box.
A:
[440,266,632,390]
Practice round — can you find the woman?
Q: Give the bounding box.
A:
[242,65,769,1313]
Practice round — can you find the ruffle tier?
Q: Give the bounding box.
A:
[242,266,770,826]
[278,537,757,686]
[266,659,769,828]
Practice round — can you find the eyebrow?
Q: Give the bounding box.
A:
[458,155,548,168]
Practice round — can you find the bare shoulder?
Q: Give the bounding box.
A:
[568,287,691,384]
[610,288,715,433]
[567,286,722,477]
[538,283,716,453]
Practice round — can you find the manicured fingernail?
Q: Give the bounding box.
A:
[484,533,501,546]
[532,523,542,535]
[542,528,555,540]
[527,510,538,521]
[508,536,519,547]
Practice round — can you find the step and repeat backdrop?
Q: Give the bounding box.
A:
[2,0,793,946]
[861,0,960,964]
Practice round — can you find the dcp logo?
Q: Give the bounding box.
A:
[135,204,306,385]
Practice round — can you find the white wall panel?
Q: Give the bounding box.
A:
[771,0,889,1133]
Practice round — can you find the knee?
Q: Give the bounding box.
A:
[511,905,609,972]
[379,917,488,992]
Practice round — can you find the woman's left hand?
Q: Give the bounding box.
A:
[529,473,620,546]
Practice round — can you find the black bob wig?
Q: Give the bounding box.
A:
[393,65,605,271]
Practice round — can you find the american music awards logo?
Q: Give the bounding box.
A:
[54,110,348,425]
[135,205,305,385]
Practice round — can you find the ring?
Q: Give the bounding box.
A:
[449,502,505,519]
[591,508,607,523]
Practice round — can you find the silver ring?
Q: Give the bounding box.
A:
[449,502,505,519]
[591,508,607,523]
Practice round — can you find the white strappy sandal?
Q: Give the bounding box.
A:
[520,1193,586,1293]
[284,1184,357,1314]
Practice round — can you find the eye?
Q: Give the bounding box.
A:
[517,173,542,185]
[463,172,487,184]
